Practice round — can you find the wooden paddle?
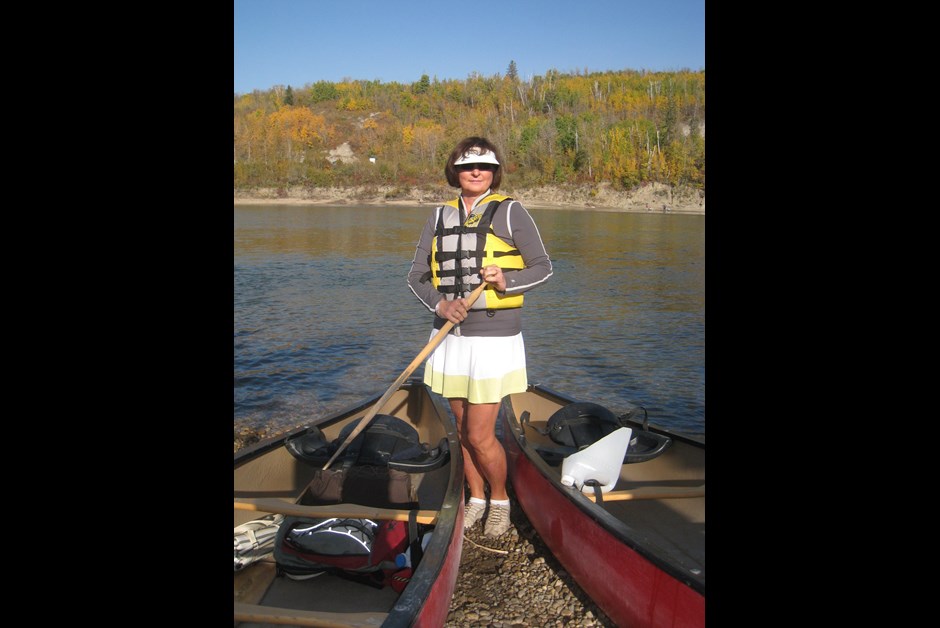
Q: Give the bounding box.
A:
[584,485,705,502]
[323,281,488,470]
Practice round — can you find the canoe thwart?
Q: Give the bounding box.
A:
[234,601,389,627]
[583,484,705,502]
[234,497,439,524]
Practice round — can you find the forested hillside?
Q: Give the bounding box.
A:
[233,63,704,197]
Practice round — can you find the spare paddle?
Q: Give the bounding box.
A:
[583,485,706,502]
[323,281,488,469]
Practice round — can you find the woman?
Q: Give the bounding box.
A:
[407,137,553,537]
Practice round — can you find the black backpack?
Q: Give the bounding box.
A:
[273,516,424,588]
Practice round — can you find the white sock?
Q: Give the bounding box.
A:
[469,497,486,505]
[490,499,510,507]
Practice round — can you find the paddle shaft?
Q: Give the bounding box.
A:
[322,281,488,469]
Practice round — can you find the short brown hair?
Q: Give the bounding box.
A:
[444,136,503,189]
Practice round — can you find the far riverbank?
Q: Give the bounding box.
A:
[235,182,704,214]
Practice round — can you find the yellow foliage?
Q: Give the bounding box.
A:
[268,106,326,147]
[410,120,446,165]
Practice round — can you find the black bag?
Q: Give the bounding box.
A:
[274,516,416,587]
[299,465,417,509]
[276,517,376,577]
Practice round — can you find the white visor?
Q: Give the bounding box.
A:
[453,147,500,166]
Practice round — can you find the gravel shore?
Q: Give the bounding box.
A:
[234,429,613,626]
[446,484,614,627]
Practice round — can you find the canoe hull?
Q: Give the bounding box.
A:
[500,385,705,628]
[234,380,464,628]
[410,500,463,628]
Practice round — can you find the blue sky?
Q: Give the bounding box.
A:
[234,0,704,94]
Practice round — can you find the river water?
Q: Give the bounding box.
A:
[234,204,705,437]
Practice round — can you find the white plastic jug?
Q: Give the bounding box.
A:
[560,427,633,494]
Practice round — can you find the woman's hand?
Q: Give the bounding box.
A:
[436,298,468,323]
[436,267,505,322]
[481,265,507,292]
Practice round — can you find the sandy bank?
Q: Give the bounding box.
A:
[234,182,704,214]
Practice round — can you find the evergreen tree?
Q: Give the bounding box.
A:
[414,74,430,94]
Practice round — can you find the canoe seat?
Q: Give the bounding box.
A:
[285,414,450,473]
[520,410,672,465]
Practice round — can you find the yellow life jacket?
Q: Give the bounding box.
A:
[428,194,524,310]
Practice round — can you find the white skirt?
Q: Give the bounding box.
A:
[423,330,528,404]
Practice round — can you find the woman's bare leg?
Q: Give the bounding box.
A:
[451,398,508,501]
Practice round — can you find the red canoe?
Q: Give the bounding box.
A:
[500,384,705,628]
[234,379,464,627]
